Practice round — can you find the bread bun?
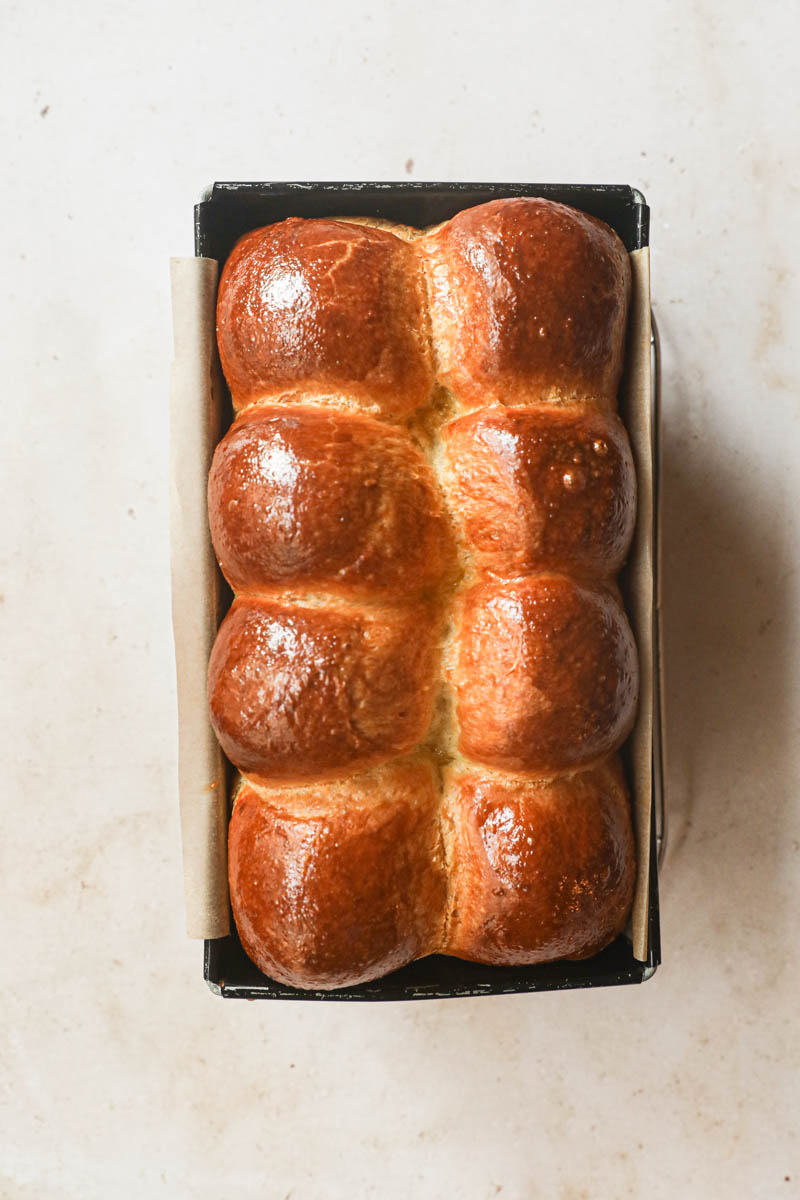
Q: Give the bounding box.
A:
[423,197,630,410]
[208,597,441,783]
[441,405,636,578]
[209,404,454,598]
[453,576,638,775]
[229,760,446,989]
[217,218,433,419]
[443,758,635,965]
[209,198,639,988]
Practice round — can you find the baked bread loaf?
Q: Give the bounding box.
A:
[209,197,638,990]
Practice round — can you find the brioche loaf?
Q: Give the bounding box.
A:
[208,197,638,990]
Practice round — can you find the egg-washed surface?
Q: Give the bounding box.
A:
[441,406,636,579]
[216,218,433,419]
[229,761,446,990]
[209,197,638,989]
[443,757,635,965]
[209,405,454,598]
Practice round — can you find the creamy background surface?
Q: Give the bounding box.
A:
[2,2,798,1196]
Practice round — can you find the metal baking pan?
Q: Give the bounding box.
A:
[195,182,663,1000]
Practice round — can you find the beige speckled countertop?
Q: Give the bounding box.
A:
[2,2,798,1196]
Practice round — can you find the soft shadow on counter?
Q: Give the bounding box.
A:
[657,310,795,969]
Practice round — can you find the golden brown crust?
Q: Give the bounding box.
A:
[208,597,441,783]
[443,758,635,965]
[229,761,447,990]
[216,218,433,418]
[441,406,636,579]
[452,576,638,774]
[423,197,631,411]
[208,405,455,599]
[209,198,639,988]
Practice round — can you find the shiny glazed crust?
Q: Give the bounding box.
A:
[208,405,454,598]
[216,218,433,419]
[441,406,636,579]
[443,759,636,964]
[210,197,638,989]
[422,197,631,410]
[229,762,446,989]
[453,577,638,774]
[208,597,440,783]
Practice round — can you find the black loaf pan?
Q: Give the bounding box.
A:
[196,181,661,1000]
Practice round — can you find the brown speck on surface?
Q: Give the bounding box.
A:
[759,617,773,635]
[755,262,788,359]
[405,157,414,174]
[40,104,49,117]
[127,507,136,517]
